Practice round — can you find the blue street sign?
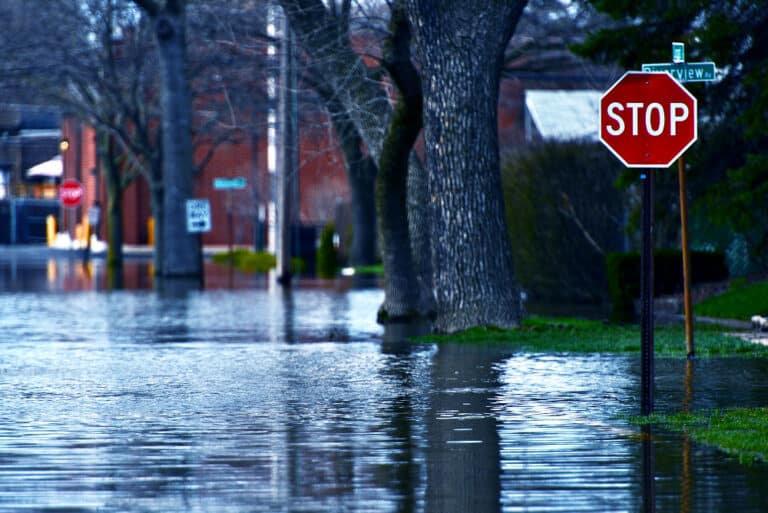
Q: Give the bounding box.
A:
[213,177,247,190]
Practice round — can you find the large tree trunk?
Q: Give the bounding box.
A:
[152,1,201,278]
[407,154,435,317]
[406,0,526,332]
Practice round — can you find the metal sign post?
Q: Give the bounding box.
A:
[213,177,247,262]
[641,170,655,416]
[600,65,701,415]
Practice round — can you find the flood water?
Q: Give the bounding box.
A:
[2,248,768,512]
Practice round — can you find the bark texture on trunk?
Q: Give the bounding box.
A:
[407,154,435,316]
[153,2,201,277]
[406,0,526,332]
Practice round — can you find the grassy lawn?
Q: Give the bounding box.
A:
[636,408,768,464]
[353,264,384,275]
[694,280,768,321]
[418,316,768,358]
[211,249,276,273]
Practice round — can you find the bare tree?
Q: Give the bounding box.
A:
[279,0,434,320]
[1,0,263,278]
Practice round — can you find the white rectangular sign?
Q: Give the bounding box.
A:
[186,199,211,233]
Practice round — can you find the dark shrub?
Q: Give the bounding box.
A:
[316,223,339,279]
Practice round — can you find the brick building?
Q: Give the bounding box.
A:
[59,108,350,251]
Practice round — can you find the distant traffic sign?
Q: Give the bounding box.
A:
[186,199,211,233]
[59,179,84,208]
[213,177,247,190]
[672,42,685,63]
[641,62,716,82]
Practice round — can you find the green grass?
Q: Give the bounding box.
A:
[211,249,276,273]
[353,264,384,275]
[417,316,768,358]
[636,408,768,464]
[694,280,768,321]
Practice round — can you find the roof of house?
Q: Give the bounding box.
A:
[524,90,601,142]
[0,104,61,132]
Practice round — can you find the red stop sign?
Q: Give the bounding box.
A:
[59,179,84,208]
[600,71,697,168]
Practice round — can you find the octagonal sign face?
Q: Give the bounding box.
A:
[59,179,84,208]
[600,71,697,168]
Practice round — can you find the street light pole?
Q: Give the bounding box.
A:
[276,13,296,285]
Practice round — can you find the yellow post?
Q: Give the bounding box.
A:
[147,217,155,246]
[82,214,90,244]
[678,156,694,358]
[46,215,57,246]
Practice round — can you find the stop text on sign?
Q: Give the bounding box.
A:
[59,179,84,208]
[599,72,697,168]
[605,102,690,137]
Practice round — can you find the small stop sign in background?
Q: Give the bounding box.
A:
[59,179,84,208]
[599,71,697,168]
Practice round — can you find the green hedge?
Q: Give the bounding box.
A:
[316,223,339,279]
[211,249,276,273]
[607,250,728,322]
[502,141,625,302]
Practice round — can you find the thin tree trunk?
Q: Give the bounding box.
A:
[406,0,527,332]
[377,97,420,320]
[342,131,378,267]
[329,106,378,267]
[376,1,423,321]
[99,130,124,272]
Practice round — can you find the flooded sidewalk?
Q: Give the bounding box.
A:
[1,250,768,512]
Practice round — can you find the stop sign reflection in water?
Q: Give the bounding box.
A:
[599,71,697,168]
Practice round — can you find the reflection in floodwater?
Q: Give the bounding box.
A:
[2,253,768,512]
[642,425,656,513]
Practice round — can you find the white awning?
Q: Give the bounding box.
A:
[525,90,601,142]
[26,155,62,178]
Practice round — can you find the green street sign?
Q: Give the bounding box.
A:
[213,177,247,190]
[672,42,685,63]
[641,62,716,82]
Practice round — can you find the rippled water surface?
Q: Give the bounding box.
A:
[2,250,768,512]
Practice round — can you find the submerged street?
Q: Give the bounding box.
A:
[1,251,768,512]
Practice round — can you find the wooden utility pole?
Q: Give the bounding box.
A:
[678,156,694,358]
